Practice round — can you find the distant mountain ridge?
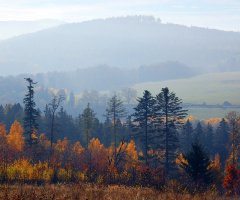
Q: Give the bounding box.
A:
[0,19,65,40]
[0,16,240,76]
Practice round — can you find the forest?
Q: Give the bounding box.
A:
[0,78,239,199]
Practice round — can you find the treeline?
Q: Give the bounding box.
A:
[0,96,233,156]
[0,73,140,117]
[0,62,193,105]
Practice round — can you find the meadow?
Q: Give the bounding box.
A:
[133,71,240,105]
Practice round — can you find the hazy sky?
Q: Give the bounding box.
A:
[1,0,240,31]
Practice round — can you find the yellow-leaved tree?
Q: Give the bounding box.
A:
[125,140,138,171]
[7,120,25,159]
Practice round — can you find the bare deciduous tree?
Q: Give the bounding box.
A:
[121,87,137,105]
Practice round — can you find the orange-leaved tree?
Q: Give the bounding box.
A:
[223,164,240,196]
[125,140,138,171]
[87,138,107,173]
[0,123,8,181]
[7,120,25,159]
[71,141,84,171]
[0,123,8,158]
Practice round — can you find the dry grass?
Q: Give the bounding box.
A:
[0,183,237,200]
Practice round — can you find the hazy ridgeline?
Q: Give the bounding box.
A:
[0,16,240,76]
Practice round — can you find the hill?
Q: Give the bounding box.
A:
[0,19,65,40]
[0,16,240,76]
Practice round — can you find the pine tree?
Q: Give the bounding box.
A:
[214,118,230,168]
[81,103,96,148]
[180,140,212,185]
[181,119,194,153]
[105,95,127,158]
[23,78,39,146]
[0,105,4,123]
[193,122,204,143]
[103,113,112,147]
[204,122,214,158]
[131,90,155,165]
[155,87,187,173]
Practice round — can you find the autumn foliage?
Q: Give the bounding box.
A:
[223,164,240,196]
[0,119,240,198]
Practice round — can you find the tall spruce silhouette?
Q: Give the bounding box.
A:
[155,87,187,173]
[132,90,156,165]
[23,78,39,146]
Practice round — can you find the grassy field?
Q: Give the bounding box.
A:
[0,184,237,200]
[133,72,240,105]
[132,72,240,119]
[186,107,240,120]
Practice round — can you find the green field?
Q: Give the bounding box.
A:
[186,107,240,120]
[133,72,240,105]
[133,72,240,119]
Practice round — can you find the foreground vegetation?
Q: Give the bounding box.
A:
[0,183,238,200]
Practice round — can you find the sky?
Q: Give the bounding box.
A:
[0,0,240,31]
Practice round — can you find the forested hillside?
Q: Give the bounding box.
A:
[0,16,240,76]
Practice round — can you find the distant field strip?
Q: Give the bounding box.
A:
[133,72,240,105]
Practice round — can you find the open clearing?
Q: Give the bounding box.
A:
[133,72,240,119]
[133,71,240,105]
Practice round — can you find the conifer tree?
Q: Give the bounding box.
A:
[180,140,212,186]
[106,95,127,158]
[181,119,194,152]
[214,118,230,168]
[103,113,112,147]
[0,105,4,123]
[132,90,155,165]
[81,103,96,148]
[204,122,214,157]
[155,87,187,173]
[193,122,204,143]
[23,78,39,146]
